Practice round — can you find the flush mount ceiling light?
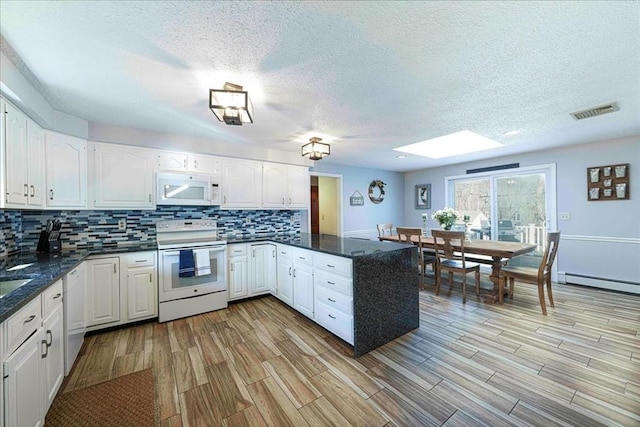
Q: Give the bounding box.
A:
[209,82,254,125]
[394,130,503,159]
[302,137,330,160]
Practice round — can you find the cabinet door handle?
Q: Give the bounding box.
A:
[149,274,152,283]
[328,298,336,303]
[293,269,296,278]
[49,189,54,200]
[328,314,336,320]
[114,264,117,274]
[183,159,187,168]
[223,195,227,204]
[46,329,53,347]
[289,267,292,276]
[41,339,49,358]
[230,264,234,272]
[148,193,151,203]
[23,184,28,197]
[194,160,198,169]
[289,197,291,204]
[30,185,35,197]
[53,293,62,299]
[24,315,36,324]
[282,197,284,204]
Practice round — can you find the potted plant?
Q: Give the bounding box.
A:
[431,207,460,230]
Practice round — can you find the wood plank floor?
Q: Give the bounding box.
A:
[59,281,640,426]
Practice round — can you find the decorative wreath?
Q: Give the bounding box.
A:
[368,180,386,204]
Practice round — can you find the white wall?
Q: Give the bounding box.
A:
[404,135,640,288]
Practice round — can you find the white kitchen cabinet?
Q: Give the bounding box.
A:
[292,248,314,318]
[92,142,154,209]
[42,303,64,412]
[45,131,87,208]
[123,252,157,321]
[2,279,64,427]
[3,327,44,427]
[228,244,249,300]
[276,245,294,306]
[286,165,310,209]
[221,158,262,208]
[313,253,354,344]
[3,101,44,208]
[158,151,221,175]
[250,243,277,295]
[86,257,120,328]
[262,163,309,209]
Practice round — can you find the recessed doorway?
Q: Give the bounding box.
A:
[308,173,342,236]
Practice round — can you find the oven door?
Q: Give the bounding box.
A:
[159,245,227,302]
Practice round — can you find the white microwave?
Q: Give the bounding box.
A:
[157,172,220,206]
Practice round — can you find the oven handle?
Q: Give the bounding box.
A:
[162,246,226,256]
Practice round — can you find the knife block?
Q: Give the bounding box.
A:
[36,230,62,253]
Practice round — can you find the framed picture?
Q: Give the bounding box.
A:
[415,184,431,209]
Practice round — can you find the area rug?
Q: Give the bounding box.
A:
[45,368,159,427]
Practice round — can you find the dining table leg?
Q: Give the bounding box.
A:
[484,256,505,303]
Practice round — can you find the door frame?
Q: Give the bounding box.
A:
[305,172,343,236]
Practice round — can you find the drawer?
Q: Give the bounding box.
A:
[4,297,41,356]
[314,301,353,345]
[314,269,352,297]
[292,248,313,266]
[228,244,248,256]
[315,285,353,315]
[42,279,63,318]
[276,244,293,260]
[314,253,352,277]
[125,251,155,268]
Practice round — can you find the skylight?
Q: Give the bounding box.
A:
[394,130,503,159]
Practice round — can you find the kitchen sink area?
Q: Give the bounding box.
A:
[0,278,33,299]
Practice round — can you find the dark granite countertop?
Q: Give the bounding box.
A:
[227,233,410,258]
[0,242,157,323]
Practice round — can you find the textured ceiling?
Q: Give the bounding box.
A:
[1,1,639,172]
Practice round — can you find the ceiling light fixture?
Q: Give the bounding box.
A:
[209,82,254,125]
[301,137,330,161]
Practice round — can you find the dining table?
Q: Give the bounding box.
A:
[379,234,537,303]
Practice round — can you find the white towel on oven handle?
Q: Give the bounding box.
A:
[193,248,211,276]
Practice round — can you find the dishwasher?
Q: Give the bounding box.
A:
[63,262,87,375]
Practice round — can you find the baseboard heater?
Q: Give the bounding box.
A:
[558,271,640,294]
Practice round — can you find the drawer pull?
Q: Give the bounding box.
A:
[327,281,335,285]
[53,293,62,299]
[299,256,306,260]
[327,298,336,303]
[326,264,335,268]
[135,259,146,263]
[328,314,336,319]
[24,315,36,324]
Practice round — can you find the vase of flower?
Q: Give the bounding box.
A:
[431,207,460,231]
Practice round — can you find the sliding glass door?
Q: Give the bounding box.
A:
[446,164,556,267]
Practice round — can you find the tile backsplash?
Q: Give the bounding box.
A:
[1,206,301,255]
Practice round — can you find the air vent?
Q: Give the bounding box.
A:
[570,103,618,120]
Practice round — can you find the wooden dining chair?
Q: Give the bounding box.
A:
[499,232,561,315]
[377,223,394,240]
[396,227,436,288]
[431,230,480,303]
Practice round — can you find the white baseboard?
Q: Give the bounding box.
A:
[558,271,640,294]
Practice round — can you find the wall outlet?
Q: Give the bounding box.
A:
[118,218,127,230]
[559,212,571,221]
[245,217,252,225]
[292,213,301,222]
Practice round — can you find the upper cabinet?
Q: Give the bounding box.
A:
[157,151,220,175]
[45,131,87,208]
[221,158,263,208]
[3,101,45,208]
[263,163,310,209]
[91,142,154,209]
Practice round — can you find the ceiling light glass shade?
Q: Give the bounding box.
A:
[209,83,254,125]
[302,137,330,160]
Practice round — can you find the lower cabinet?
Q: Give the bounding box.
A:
[292,248,314,318]
[2,279,64,427]
[228,243,277,301]
[275,245,294,306]
[86,251,157,331]
[86,256,120,327]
